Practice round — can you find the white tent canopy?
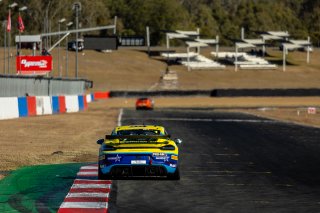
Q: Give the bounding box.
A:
[186,41,208,48]
[289,40,311,46]
[166,33,188,49]
[261,34,282,40]
[267,31,290,38]
[236,42,256,49]
[243,39,265,45]
[166,33,188,39]
[176,30,199,36]
[282,41,311,71]
[195,38,218,44]
[282,43,302,50]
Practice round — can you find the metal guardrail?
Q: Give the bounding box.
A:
[0,75,93,97]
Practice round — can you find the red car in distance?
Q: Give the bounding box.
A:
[135,98,154,110]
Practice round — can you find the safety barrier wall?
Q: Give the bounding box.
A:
[109,89,320,97]
[0,97,19,120]
[94,91,110,99]
[65,95,80,113]
[0,91,110,120]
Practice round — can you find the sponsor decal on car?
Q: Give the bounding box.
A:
[107,154,122,162]
[131,160,147,164]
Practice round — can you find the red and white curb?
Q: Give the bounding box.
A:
[58,164,112,213]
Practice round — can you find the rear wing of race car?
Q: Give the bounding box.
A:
[105,135,171,140]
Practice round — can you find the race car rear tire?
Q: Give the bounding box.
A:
[168,167,180,180]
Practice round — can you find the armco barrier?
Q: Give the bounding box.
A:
[0,97,19,120]
[27,96,37,116]
[65,95,79,113]
[94,91,110,99]
[18,97,28,117]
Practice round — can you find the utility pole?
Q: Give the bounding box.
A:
[58,18,66,77]
[73,2,81,78]
[2,20,7,74]
[66,22,73,78]
[8,2,18,74]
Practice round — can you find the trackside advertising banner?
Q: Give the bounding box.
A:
[16,56,52,75]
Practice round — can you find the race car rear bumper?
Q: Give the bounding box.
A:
[99,164,177,177]
[110,165,167,177]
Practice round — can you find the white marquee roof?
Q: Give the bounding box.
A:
[267,31,290,37]
[282,43,302,49]
[176,30,199,36]
[236,42,256,49]
[243,39,265,45]
[166,33,188,39]
[186,41,208,48]
[289,40,311,46]
[261,34,282,40]
[195,39,218,44]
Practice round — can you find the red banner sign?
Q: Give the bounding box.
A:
[16,56,52,75]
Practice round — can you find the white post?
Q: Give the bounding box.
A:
[187,46,190,71]
[3,20,6,74]
[166,34,169,49]
[307,36,310,64]
[235,44,238,72]
[197,28,200,54]
[216,35,219,57]
[283,46,286,72]
[146,26,150,56]
[113,16,117,35]
[241,27,245,40]
[262,38,266,57]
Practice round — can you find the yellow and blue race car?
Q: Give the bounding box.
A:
[97,125,182,180]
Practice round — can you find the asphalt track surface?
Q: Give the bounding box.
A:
[108,109,320,213]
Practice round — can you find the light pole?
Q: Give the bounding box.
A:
[8,2,18,75]
[18,6,27,56]
[73,2,81,78]
[66,21,73,78]
[2,20,6,74]
[58,18,66,77]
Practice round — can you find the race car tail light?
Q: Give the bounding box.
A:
[160,145,175,150]
[171,155,178,160]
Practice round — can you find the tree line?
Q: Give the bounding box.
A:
[0,0,319,46]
